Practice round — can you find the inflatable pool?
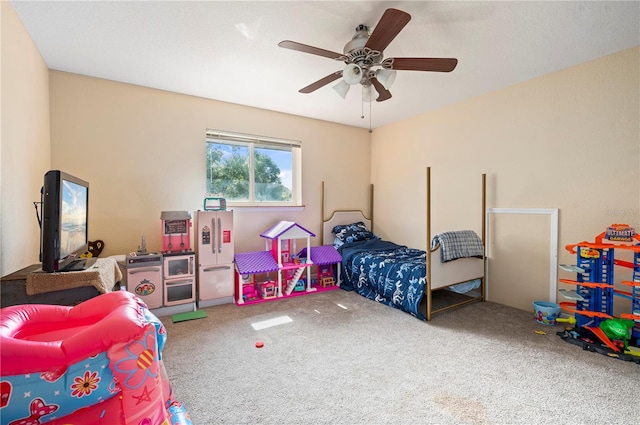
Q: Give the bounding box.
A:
[0,290,192,425]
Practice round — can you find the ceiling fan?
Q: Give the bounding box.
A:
[278,8,458,102]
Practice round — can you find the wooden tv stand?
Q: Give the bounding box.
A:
[1,258,122,308]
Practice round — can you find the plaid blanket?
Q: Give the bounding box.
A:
[430,230,484,263]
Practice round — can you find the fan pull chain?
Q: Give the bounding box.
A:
[369,100,372,133]
[361,86,372,133]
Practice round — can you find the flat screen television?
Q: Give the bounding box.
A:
[41,170,97,272]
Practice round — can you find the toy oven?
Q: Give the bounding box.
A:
[163,253,195,306]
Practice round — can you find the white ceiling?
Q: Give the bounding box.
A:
[11,1,640,129]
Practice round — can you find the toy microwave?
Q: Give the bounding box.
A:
[204,197,227,211]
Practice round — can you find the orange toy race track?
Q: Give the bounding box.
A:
[558,278,613,289]
[558,302,612,320]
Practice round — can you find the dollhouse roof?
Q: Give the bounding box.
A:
[234,251,278,274]
[260,221,315,240]
[297,245,342,265]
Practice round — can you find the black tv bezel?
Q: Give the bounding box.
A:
[41,170,90,273]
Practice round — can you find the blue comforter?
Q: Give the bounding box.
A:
[338,239,426,320]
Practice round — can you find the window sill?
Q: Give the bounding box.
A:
[230,205,305,212]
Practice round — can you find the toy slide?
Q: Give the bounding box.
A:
[0,291,192,425]
[585,326,620,352]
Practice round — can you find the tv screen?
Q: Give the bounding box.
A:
[41,170,96,272]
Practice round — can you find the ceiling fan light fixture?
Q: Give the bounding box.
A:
[376,69,397,90]
[343,24,369,54]
[332,80,350,99]
[279,8,458,103]
[343,63,363,85]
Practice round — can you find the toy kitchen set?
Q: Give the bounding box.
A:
[125,211,196,317]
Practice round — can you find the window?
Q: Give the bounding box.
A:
[205,130,302,207]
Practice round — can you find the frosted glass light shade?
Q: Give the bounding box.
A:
[332,80,350,99]
[376,69,397,90]
[343,63,363,85]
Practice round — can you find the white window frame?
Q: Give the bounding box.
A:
[205,129,302,207]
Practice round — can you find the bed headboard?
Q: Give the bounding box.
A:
[322,210,372,246]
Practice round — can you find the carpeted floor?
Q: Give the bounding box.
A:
[160,290,639,425]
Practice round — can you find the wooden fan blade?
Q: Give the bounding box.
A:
[299,72,342,94]
[388,57,458,72]
[370,77,392,102]
[365,8,411,52]
[278,40,343,60]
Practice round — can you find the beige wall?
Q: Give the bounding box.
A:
[48,72,371,257]
[3,0,638,316]
[0,2,51,277]
[371,46,640,311]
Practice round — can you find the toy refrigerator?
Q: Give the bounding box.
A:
[194,210,234,307]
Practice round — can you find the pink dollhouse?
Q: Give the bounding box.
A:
[262,221,315,296]
[234,221,342,305]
